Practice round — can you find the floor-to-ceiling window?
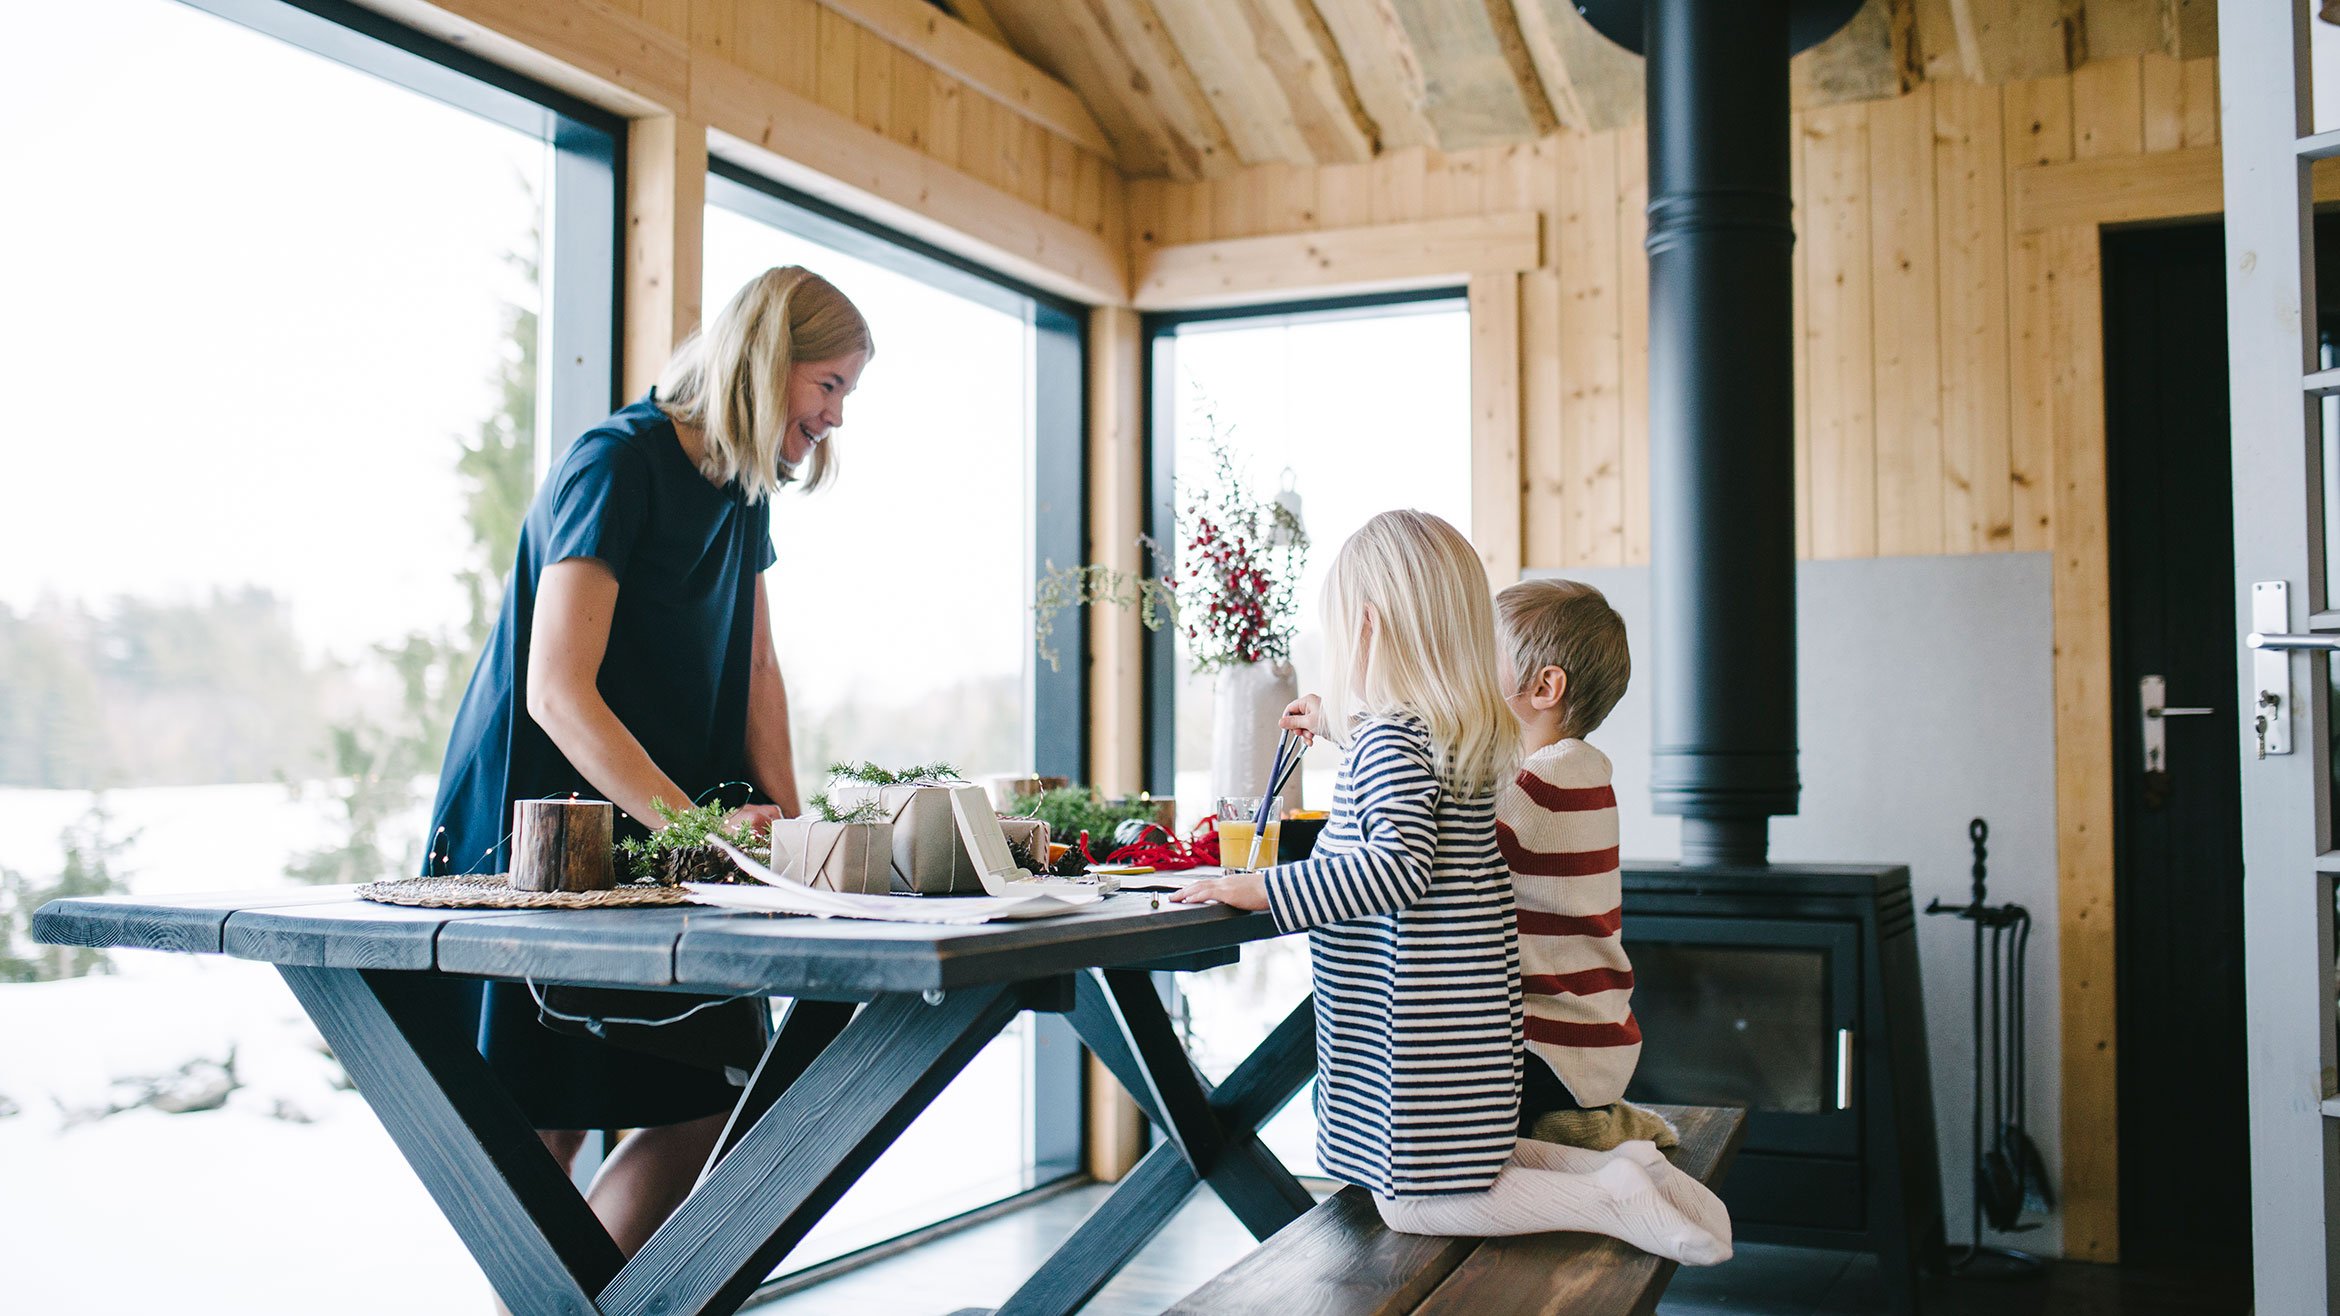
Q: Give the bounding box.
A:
[1145,293,1474,1176]
[0,1,614,1309]
[701,168,1085,1278]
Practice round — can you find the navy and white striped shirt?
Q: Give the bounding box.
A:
[1266,715,1523,1197]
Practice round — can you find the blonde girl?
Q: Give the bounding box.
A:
[1173,509,1727,1262]
[427,267,871,1262]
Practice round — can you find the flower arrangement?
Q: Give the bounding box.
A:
[1033,408,1306,673]
[1176,420,1307,672]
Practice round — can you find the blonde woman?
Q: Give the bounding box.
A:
[426,266,870,1257]
[1172,509,1727,1264]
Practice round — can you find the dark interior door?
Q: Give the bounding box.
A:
[2103,221,2250,1269]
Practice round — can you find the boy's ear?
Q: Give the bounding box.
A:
[1530,665,1569,712]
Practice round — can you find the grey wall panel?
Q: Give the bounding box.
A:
[1530,552,2059,1253]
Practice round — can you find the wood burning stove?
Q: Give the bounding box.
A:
[1619,863,1945,1316]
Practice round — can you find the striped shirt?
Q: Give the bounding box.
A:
[1496,738,1641,1108]
[1265,715,1522,1198]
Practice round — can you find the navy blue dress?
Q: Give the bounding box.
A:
[426,392,776,1130]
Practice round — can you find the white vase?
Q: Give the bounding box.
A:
[1211,660,1302,814]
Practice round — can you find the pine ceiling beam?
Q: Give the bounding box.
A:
[1238,0,1378,163]
[1379,0,1557,150]
[1309,0,1440,152]
[1921,0,2082,82]
[816,0,1115,158]
[939,0,1010,46]
[1791,0,1918,110]
[1511,0,1643,133]
[987,0,1237,179]
[1151,0,1318,165]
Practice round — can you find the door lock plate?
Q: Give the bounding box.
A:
[2252,581,2294,757]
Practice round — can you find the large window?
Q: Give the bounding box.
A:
[1146,294,1474,1176]
[0,1,613,1310]
[701,171,1085,1275]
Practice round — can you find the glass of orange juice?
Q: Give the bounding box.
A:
[1216,796,1282,871]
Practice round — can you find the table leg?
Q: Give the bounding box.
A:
[993,975,1318,1316]
[598,982,1026,1316]
[702,997,858,1181]
[278,966,622,1316]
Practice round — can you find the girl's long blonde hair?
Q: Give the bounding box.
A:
[1319,510,1517,797]
[656,266,873,503]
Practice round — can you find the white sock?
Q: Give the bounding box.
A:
[1510,1137,1734,1247]
[1374,1158,1729,1266]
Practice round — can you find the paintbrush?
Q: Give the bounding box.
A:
[1247,729,1298,870]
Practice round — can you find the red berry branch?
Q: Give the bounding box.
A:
[1177,413,1307,672]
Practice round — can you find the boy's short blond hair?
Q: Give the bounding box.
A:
[1496,579,1630,740]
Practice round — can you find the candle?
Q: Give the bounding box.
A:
[510,798,617,893]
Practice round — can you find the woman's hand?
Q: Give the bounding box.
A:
[724,804,785,837]
[1280,694,1326,744]
[1169,871,1270,911]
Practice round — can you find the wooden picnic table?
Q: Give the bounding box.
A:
[33,886,1321,1316]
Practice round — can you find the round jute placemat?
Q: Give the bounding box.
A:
[355,874,693,909]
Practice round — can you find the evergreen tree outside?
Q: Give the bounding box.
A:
[285,197,540,885]
[0,800,134,983]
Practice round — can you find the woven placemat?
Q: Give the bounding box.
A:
[356,874,693,909]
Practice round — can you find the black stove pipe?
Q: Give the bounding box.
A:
[1578,0,1858,865]
[1644,0,1799,866]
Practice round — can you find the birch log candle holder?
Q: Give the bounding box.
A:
[511,798,617,893]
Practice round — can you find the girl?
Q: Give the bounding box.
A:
[1172,509,1728,1262]
[428,266,871,1258]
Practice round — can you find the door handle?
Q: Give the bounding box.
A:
[2140,675,2215,776]
[2245,632,2340,651]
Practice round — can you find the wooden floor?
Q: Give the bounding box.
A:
[745,1181,2254,1316]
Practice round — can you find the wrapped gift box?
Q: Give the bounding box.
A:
[769,817,893,895]
[830,784,979,893]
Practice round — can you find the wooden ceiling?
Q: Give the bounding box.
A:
[947,0,2219,179]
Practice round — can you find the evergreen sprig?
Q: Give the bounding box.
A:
[825,760,962,787]
[808,792,889,824]
[615,799,760,882]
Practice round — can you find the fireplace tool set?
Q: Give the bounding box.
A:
[1925,818,2054,1274]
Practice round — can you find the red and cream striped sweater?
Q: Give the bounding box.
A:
[1496,738,1641,1108]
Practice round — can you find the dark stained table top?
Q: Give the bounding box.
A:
[33,888,1282,994]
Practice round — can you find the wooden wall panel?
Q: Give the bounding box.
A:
[1867,84,1944,557]
[1933,77,2015,553]
[1554,131,1623,567]
[1470,272,1524,586]
[2040,222,2116,1262]
[1617,119,1651,568]
[1800,104,1878,560]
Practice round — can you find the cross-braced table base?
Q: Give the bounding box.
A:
[281,964,1316,1316]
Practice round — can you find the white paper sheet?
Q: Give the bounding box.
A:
[696,838,1101,924]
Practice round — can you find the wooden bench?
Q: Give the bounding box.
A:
[1165,1104,1748,1316]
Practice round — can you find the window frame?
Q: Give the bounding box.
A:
[707,164,1092,788]
[1138,287,1469,792]
[703,166,1090,1245]
[180,0,623,454]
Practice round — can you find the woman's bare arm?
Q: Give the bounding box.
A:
[744,575,804,817]
[524,557,697,828]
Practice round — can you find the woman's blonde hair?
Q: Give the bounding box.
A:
[1319,509,1517,797]
[656,266,873,503]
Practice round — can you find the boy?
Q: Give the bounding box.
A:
[1494,579,1654,1145]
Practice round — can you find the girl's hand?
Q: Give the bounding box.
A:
[1280,694,1326,744]
[1169,871,1270,911]
[724,804,785,837]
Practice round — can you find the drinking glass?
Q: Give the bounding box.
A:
[1216,795,1283,871]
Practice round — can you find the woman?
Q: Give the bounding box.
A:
[426,265,871,1256]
